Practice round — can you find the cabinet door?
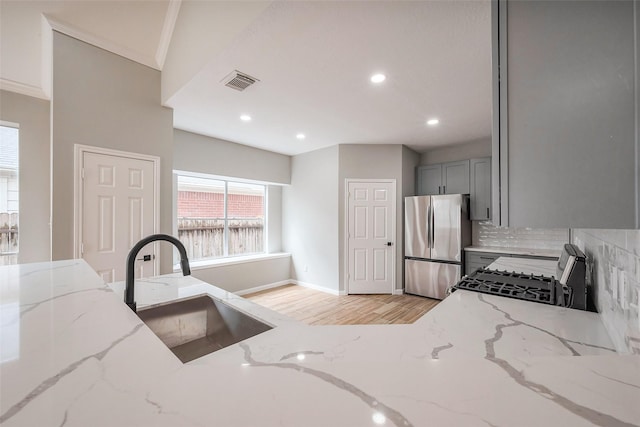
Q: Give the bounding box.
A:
[416,165,442,195]
[470,158,491,220]
[493,0,637,228]
[442,160,470,194]
[465,251,503,275]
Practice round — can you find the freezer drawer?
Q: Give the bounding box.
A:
[405,259,461,300]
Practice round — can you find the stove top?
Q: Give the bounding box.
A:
[452,268,573,307]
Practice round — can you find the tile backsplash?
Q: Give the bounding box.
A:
[472,221,569,251]
[572,229,640,354]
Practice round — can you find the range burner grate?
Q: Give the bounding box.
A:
[453,268,572,307]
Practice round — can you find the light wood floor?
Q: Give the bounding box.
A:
[244,284,440,325]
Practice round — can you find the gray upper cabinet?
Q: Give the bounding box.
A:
[442,160,469,195]
[470,157,491,221]
[417,160,469,196]
[492,0,639,228]
[416,164,442,195]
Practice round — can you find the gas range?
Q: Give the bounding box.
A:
[452,268,573,307]
[451,244,589,310]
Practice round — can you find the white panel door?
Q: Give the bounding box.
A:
[82,151,156,283]
[347,181,395,294]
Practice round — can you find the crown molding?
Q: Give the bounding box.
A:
[155,0,182,69]
[44,14,161,70]
[0,78,49,100]
[41,15,53,99]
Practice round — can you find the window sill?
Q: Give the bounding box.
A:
[173,252,291,272]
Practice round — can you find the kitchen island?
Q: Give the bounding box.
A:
[1,260,638,426]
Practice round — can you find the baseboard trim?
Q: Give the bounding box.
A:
[234,280,291,296]
[235,279,347,297]
[234,280,404,296]
[292,280,341,296]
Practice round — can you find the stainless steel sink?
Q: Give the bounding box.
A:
[137,295,273,363]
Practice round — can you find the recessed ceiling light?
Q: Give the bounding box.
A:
[372,412,386,425]
[296,133,306,140]
[427,118,440,126]
[240,114,252,122]
[370,73,386,84]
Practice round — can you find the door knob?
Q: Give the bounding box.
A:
[386,242,393,247]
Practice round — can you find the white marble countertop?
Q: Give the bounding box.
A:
[1,260,638,427]
[486,256,559,277]
[465,245,561,259]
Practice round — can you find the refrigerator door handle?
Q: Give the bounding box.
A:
[430,202,435,249]
[426,204,430,249]
[427,203,433,249]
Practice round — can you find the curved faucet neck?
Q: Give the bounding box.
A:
[125,234,191,312]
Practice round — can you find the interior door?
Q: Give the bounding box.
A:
[81,151,156,283]
[347,181,395,294]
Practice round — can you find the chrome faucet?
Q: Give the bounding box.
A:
[125,234,191,312]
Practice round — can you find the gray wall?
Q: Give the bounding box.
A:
[51,32,175,272]
[0,90,50,263]
[283,145,339,292]
[191,255,291,294]
[267,185,282,253]
[505,0,637,228]
[402,146,421,199]
[420,138,491,165]
[174,127,290,252]
[173,128,290,291]
[173,129,291,185]
[338,144,419,293]
[572,229,640,354]
[402,145,421,282]
[283,144,419,294]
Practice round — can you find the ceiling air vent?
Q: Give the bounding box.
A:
[221,70,259,91]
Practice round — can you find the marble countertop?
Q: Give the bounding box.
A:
[1,260,639,427]
[465,245,562,259]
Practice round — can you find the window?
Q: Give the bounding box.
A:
[176,174,265,262]
[0,125,18,265]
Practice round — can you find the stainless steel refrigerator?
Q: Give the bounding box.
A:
[404,195,471,299]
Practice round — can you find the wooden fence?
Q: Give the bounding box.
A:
[178,218,263,260]
[0,212,18,265]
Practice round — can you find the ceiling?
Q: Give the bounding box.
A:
[0,0,174,97]
[0,0,492,156]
